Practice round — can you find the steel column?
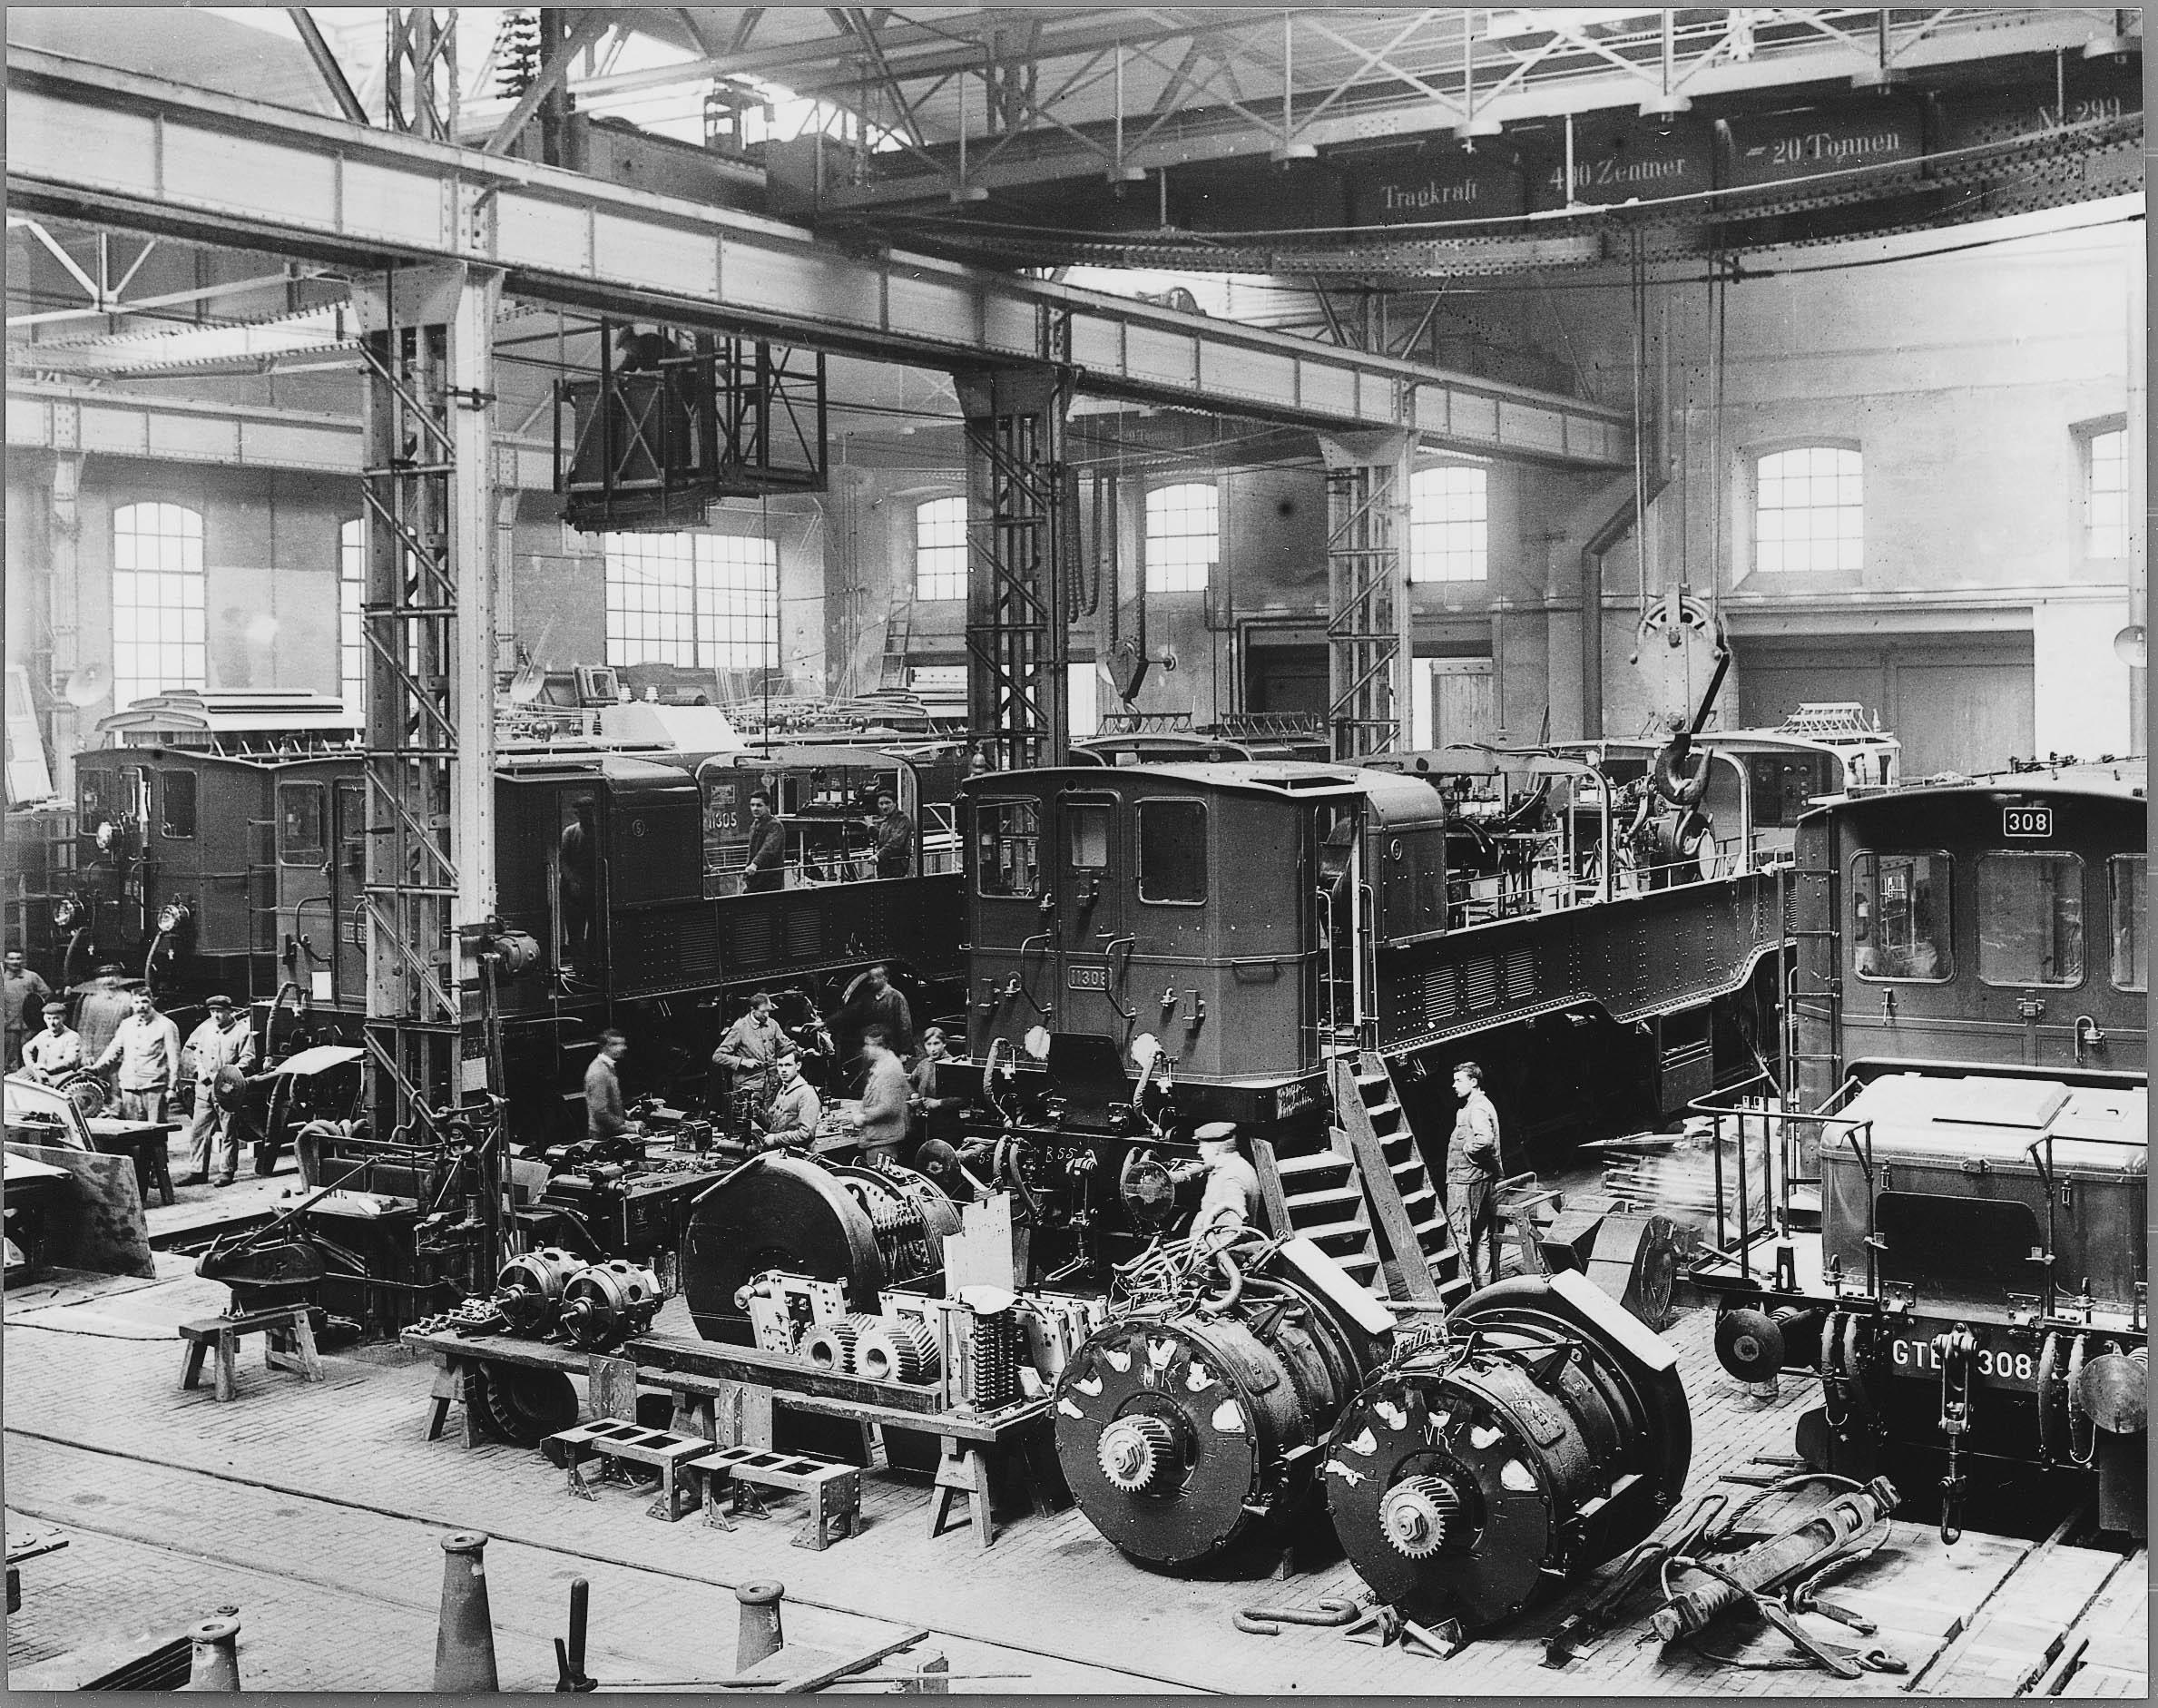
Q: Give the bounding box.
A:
[384,8,459,142]
[1319,429,1417,760]
[957,364,1071,771]
[353,263,501,1144]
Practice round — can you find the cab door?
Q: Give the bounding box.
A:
[330,779,368,1006]
[1054,790,1126,1036]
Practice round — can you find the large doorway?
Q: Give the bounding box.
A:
[1737,633,2035,778]
[1244,641,1329,721]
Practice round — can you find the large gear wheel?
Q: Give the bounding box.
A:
[471,1363,579,1448]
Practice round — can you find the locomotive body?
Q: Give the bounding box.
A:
[60,692,966,1137]
[1692,761,2148,1537]
[954,753,1801,1283]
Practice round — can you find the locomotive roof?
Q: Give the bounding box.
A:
[966,761,1447,822]
[1814,756,2147,812]
[98,690,359,740]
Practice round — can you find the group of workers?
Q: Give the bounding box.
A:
[741,789,919,893]
[5,949,266,1189]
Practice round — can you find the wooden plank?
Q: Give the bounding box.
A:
[629,1334,947,1413]
[1247,1135,1295,1238]
[1917,1536,2122,1698]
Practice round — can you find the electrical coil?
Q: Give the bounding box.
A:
[857,1318,940,1385]
[969,1310,1021,1410]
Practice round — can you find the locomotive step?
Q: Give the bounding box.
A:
[1273,1150,1354,1183]
[1281,1183,1365,1221]
[1296,1217,1376,1252]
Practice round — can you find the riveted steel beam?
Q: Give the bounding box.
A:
[5,48,1630,468]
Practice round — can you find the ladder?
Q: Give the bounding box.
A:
[1254,1055,1470,1310]
[878,584,915,692]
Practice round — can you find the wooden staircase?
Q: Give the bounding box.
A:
[1252,1052,1472,1310]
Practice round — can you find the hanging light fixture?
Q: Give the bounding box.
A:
[1455,13,1503,149]
[1638,12,1692,123]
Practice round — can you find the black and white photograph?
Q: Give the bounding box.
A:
[2,5,2147,1693]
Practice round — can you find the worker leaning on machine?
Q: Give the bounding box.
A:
[1186,1121,1260,1242]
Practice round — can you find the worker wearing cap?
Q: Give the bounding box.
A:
[20,999,82,1085]
[870,790,916,879]
[181,996,256,1186]
[1189,1122,1260,1242]
[4,948,54,1072]
[713,991,788,1119]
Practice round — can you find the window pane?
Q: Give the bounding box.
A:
[1756,447,1861,574]
[916,496,967,601]
[340,517,367,715]
[977,800,1042,898]
[1138,800,1207,903]
[1974,853,2084,987]
[280,783,328,865]
[161,771,197,839]
[1409,465,1489,584]
[1068,802,1109,869]
[1144,483,1218,594]
[2086,427,2126,560]
[1850,851,1951,981]
[2111,856,2146,991]
[111,503,206,707]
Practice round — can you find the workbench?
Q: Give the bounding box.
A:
[84,1117,177,1207]
[400,1327,1068,1547]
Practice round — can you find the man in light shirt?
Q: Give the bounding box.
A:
[760,1051,822,1151]
[181,995,257,1187]
[20,999,83,1085]
[93,989,182,1125]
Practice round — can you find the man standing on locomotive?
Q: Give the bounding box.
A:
[908,1026,963,1145]
[20,999,82,1085]
[741,792,786,893]
[181,995,256,1187]
[94,988,182,1126]
[870,790,916,879]
[1444,1061,1505,1290]
[851,1024,911,1164]
[4,947,53,1072]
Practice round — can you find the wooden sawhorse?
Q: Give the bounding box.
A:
[177,1307,323,1401]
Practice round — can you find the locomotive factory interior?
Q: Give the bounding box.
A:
[3,5,2148,1697]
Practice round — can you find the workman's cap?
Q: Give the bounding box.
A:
[1194,1122,1239,1145]
[204,994,234,1009]
[750,989,773,1005]
[42,997,67,1012]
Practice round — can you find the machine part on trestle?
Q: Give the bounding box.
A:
[1325,1271,1692,1633]
[469,1362,581,1448]
[800,1318,863,1372]
[857,1318,940,1384]
[557,1261,662,1351]
[1053,1237,1389,1566]
[682,1154,956,1344]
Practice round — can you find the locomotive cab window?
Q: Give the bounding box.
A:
[2110,856,2146,992]
[1850,851,1951,982]
[160,771,197,839]
[278,783,327,865]
[977,800,1042,898]
[1977,852,2084,988]
[1137,800,1207,905]
[1067,800,1111,870]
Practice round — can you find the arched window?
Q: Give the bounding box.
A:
[338,518,366,715]
[1408,465,1488,583]
[1755,447,1862,574]
[915,496,967,601]
[112,502,205,708]
[603,531,778,670]
[1144,482,1217,594]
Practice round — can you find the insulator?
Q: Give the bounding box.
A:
[857,1318,939,1385]
[1325,1271,1692,1633]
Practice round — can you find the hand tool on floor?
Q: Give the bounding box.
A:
[1231,1597,1360,1636]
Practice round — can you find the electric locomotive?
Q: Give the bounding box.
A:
[946,746,1813,1288]
[1690,760,2148,1538]
[56,691,966,1139]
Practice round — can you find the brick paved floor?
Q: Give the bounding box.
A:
[5,1254,2134,1695]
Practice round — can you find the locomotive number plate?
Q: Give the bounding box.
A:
[1887,1331,2039,1391]
[2002,806,2054,839]
[1067,964,1109,990]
